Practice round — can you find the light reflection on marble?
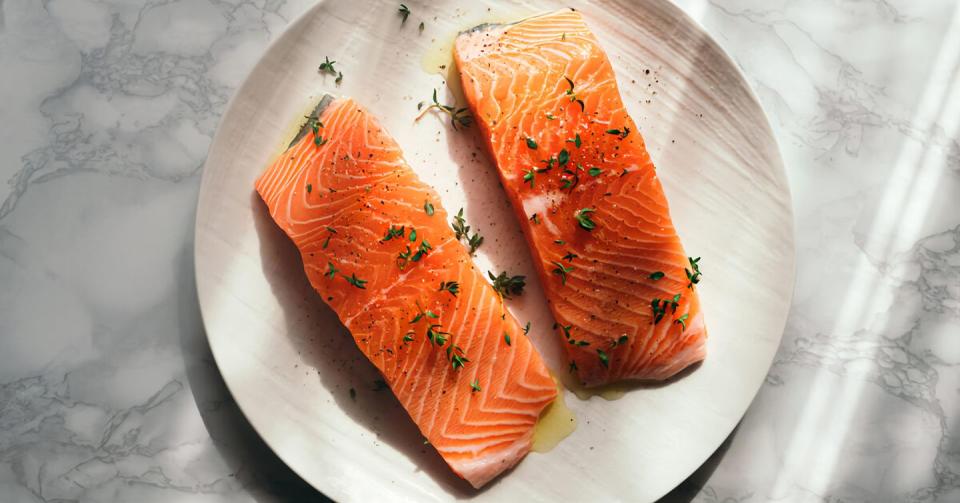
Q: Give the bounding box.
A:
[0,0,956,501]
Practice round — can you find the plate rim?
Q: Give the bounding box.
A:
[193,0,797,500]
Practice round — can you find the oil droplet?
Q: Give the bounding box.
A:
[557,367,633,401]
[419,5,538,107]
[420,21,467,108]
[532,376,577,452]
[569,381,631,401]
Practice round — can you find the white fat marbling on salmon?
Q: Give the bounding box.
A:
[521,192,560,236]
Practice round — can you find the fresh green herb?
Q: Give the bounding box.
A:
[546,113,557,120]
[416,89,473,129]
[566,134,582,148]
[470,378,481,392]
[318,56,337,74]
[588,167,602,177]
[597,349,609,368]
[306,183,313,193]
[396,246,412,269]
[452,208,468,240]
[558,325,569,340]
[562,252,577,261]
[526,137,538,149]
[488,270,526,298]
[650,296,678,324]
[620,168,629,177]
[335,72,343,85]
[450,208,483,253]
[568,339,590,347]
[608,335,628,348]
[398,3,411,23]
[411,238,432,262]
[381,225,405,242]
[605,127,630,139]
[427,324,449,346]
[569,360,578,373]
[451,353,468,370]
[540,156,555,172]
[685,256,702,289]
[675,313,689,331]
[504,332,511,346]
[530,213,539,224]
[439,281,460,296]
[344,272,367,289]
[554,239,566,245]
[552,261,574,285]
[322,226,336,249]
[467,232,483,254]
[409,301,440,324]
[649,271,665,281]
[424,199,435,216]
[409,305,463,360]
[326,262,338,279]
[564,77,585,112]
[447,344,468,369]
[308,116,322,135]
[308,118,326,146]
[406,227,416,242]
[523,168,536,188]
[308,116,326,145]
[651,298,664,323]
[558,148,570,167]
[669,293,681,313]
[523,321,531,335]
[575,208,596,230]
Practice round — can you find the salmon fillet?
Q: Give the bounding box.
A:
[454,10,707,387]
[255,96,557,488]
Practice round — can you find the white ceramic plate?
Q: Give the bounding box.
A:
[194,0,794,501]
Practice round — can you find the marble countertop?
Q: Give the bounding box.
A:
[1,0,957,501]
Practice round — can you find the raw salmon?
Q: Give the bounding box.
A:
[454,10,707,387]
[255,96,557,487]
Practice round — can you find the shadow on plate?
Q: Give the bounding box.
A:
[658,423,740,502]
[178,244,326,501]
[250,191,479,497]
[564,360,704,401]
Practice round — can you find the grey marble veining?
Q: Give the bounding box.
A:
[0,0,957,502]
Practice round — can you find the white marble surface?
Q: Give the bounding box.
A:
[0,0,956,501]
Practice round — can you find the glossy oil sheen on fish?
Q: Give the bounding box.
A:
[255,96,557,488]
[454,9,708,387]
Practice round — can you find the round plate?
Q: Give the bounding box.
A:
[194,0,794,501]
